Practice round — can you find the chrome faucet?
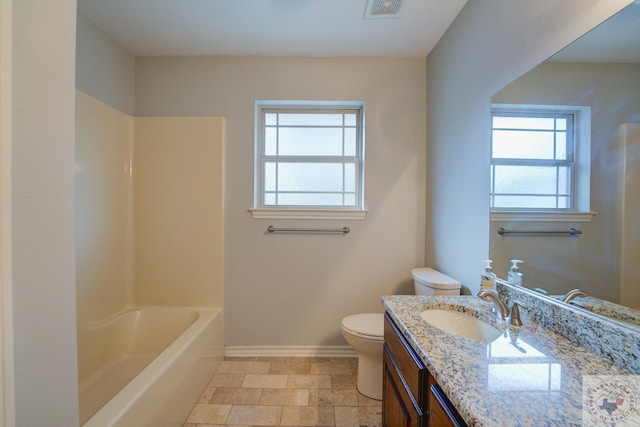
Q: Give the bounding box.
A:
[476,289,509,320]
[562,288,587,303]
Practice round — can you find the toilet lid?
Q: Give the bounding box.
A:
[341,313,384,338]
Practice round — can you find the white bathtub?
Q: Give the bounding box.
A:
[77,306,223,427]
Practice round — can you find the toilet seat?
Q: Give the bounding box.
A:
[341,313,384,341]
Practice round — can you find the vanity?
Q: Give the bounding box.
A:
[383,310,467,427]
[381,283,640,426]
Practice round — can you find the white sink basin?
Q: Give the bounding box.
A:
[420,309,502,341]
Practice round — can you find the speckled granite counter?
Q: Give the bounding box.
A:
[564,296,640,329]
[381,295,636,427]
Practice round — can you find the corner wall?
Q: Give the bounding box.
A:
[134,56,428,349]
[76,13,135,115]
[9,0,79,424]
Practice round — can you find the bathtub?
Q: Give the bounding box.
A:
[77,306,223,427]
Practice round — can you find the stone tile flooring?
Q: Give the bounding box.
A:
[183,357,382,427]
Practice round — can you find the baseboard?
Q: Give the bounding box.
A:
[224,346,357,358]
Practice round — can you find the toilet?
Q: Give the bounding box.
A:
[340,268,461,400]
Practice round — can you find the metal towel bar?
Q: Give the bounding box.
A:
[497,227,582,236]
[267,225,350,234]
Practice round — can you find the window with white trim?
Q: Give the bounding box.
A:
[252,102,365,218]
[490,104,592,217]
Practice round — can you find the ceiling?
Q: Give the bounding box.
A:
[550,2,640,63]
[76,0,468,57]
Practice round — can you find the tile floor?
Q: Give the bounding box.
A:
[183,357,382,427]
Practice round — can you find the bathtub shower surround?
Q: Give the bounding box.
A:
[75,91,225,425]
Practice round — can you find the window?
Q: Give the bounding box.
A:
[252,102,366,219]
[490,104,593,220]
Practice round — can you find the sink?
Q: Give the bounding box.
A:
[420,309,502,341]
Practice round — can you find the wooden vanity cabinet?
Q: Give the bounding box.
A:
[383,313,468,427]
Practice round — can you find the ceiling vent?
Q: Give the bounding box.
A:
[364,0,404,19]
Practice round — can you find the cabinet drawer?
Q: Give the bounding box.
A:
[384,313,426,401]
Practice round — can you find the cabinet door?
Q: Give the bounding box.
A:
[427,374,467,427]
[383,345,423,427]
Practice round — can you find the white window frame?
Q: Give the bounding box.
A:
[490,104,596,222]
[250,101,367,220]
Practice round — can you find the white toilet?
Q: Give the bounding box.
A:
[340,268,461,400]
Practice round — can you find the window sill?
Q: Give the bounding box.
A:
[249,208,367,220]
[491,210,597,222]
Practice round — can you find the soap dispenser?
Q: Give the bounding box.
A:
[508,259,523,286]
[481,260,497,291]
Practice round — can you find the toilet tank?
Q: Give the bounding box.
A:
[411,268,461,296]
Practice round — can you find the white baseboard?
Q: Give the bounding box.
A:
[224,346,357,358]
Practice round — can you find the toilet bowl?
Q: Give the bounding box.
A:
[341,313,384,400]
[340,268,461,400]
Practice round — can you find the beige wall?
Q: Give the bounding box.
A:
[75,92,224,322]
[426,0,633,293]
[490,62,640,300]
[134,56,427,348]
[134,117,224,307]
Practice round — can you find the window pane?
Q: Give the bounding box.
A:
[344,193,356,206]
[557,166,570,195]
[265,113,278,126]
[344,114,357,126]
[278,113,343,126]
[344,128,356,156]
[493,165,559,195]
[493,195,559,209]
[264,162,276,191]
[279,128,343,156]
[277,163,343,192]
[265,128,277,155]
[555,132,567,160]
[344,164,356,192]
[557,196,569,208]
[278,193,344,206]
[493,116,555,130]
[264,193,276,205]
[556,118,567,131]
[493,130,555,159]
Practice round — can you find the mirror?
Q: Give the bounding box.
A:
[489,3,640,326]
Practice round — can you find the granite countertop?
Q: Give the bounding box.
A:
[564,296,640,329]
[381,295,635,427]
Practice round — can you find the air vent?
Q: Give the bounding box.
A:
[364,0,404,19]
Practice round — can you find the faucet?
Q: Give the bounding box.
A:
[562,288,587,303]
[476,290,509,320]
[509,302,527,326]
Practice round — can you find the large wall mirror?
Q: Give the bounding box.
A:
[489,3,640,325]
